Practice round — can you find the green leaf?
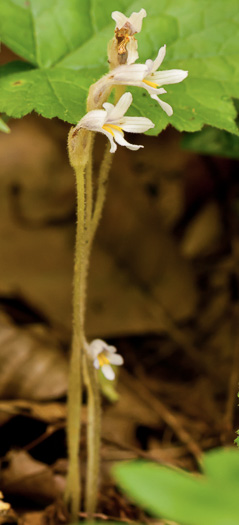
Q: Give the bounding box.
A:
[113,448,239,525]
[0,117,10,133]
[182,127,239,158]
[0,0,239,136]
[0,61,102,122]
[202,448,239,488]
[99,369,119,402]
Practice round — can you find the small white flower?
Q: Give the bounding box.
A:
[124,37,139,66]
[111,9,147,65]
[88,339,124,380]
[75,92,154,153]
[109,45,188,116]
[112,9,147,35]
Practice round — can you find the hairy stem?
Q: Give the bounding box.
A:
[90,86,124,246]
[84,87,125,515]
[90,143,112,246]
[85,134,95,239]
[83,352,101,517]
[65,128,92,521]
[84,143,112,518]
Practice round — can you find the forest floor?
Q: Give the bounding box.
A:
[0,99,239,524]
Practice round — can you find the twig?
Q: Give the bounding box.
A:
[121,369,202,464]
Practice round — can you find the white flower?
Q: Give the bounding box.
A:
[109,45,188,116]
[111,9,147,65]
[124,37,139,66]
[112,9,147,35]
[75,92,154,153]
[88,339,124,380]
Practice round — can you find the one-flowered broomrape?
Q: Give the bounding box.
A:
[73,7,189,375]
[88,339,124,380]
[76,92,154,153]
[65,6,190,521]
[108,45,188,115]
[112,9,147,35]
[111,8,147,65]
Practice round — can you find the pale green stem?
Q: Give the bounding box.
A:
[85,133,95,238]
[84,86,125,517]
[89,142,112,246]
[83,141,112,520]
[89,85,125,246]
[65,78,125,519]
[83,352,101,517]
[65,128,92,522]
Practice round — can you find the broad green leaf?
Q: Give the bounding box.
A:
[113,449,239,525]
[182,127,239,158]
[0,61,102,122]
[202,448,239,488]
[0,0,239,136]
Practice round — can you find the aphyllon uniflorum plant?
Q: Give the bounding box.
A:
[1,0,239,521]
[64,8,188,521]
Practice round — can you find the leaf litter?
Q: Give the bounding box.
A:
[0,109,238,523]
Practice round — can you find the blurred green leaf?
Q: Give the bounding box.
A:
[0,117,10,133]
[0,0,239,136]
[113,448,239,525]
[99,368,119,402]
[202,448,239,488]
[182,127,239,158]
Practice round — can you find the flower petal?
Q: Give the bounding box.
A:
[111,11,128,29]
[89,338,108,358]
[150,94,173,116]
[106,345,117,355]
[151,45,167,72]
[102,102,114,114]
[152,69,188,86]
[113,129,143,151]
[140,82,167,96]
[144,58,154,75]
[126,37,139,65]
[93,358,100,369]
[128,9,147,33]
[106,92,133,122]
[110,64,147,85]
[120,116,154,133]
[76,110,106,132]
[101,128,117,153]
[102,364,115,380]
[109,354,124,366]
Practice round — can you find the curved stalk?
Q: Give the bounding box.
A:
[90,86,125,246]
[65,83,123,521]
[65,128,93,522]
[83,353,101,517]
[90,142,112,246]
[84,86,125,517]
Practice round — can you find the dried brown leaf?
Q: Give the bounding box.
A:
[0,451,58,505]
[0,314,67,400]
[0,400,66,428]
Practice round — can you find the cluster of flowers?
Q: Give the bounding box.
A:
[84,9,188,378]
[77,8,188,154]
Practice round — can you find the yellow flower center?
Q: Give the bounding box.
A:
[102,124,123,136]
[143,79,158,89]
[98,352,110,367]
